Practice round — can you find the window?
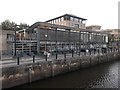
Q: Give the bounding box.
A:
[61,17,63,21]
[7,34,14,41]
[70,17,74,21]
[79,19,82,23]
[53,20,55,24]
[64,15,70,20]
[82,21,86,24]
[58,18,60,22]
[71,23,74,26]
[74,18,78,22]
[56,19,58,23]
[75,24,79,28]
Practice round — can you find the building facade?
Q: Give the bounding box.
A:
[1,14,110,57]
[46,14,87,29]
[18,22,108,56]
[86,25,101,31]
[0,28,14,55]
[1,22,108,57]
[104,29,120,50]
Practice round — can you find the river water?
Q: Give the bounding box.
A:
[12,60,120,89]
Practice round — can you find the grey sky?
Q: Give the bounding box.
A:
[0,0,119,29]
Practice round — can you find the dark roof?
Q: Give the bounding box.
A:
[45,14,87,22]
[26,22,105,34]
[26,22,41,31]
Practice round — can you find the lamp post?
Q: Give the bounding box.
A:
[14,26,17,57]
[14,25,20,57]
[45,34,48,61]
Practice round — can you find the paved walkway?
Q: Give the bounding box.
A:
[0,52,106,68]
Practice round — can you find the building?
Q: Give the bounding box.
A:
[16,22,107,56]
[103,29,120,41]
[1,22,108,57]
[1,14,109,57]
[105,29,120,50]
[45,14,87,29]
[86,25,101,31]
[0,28,15,55]
[0,25,2,58]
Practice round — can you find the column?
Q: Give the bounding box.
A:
[88,32,91,55]
[79,31,81,56]
[36,28,40,54]
[68,29,71,56]
[55,28,58,59]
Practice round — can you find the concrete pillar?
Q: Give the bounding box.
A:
[87,33,90,55]
[55,28,58,59]
[22,42,24,54]
[68,30,71,54]
[83,32,86,55]
[79,31,81,56]
[12,43,15,56]
[36,29,40,54]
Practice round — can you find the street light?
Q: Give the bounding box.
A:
[45,34,48,61]
[14,26,17,57]
[14,25,20,57]
[45,34,48,38]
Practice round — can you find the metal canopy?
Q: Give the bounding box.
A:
[26,22,105,34]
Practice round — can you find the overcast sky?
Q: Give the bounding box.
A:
[0,0,119,29]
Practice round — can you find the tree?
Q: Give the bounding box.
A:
[19,23,29,30]
[1,20,17,30]
[1,20,29,30]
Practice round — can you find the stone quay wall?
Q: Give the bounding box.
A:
[2,52,120,89]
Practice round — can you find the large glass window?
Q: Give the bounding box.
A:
[74,18,78,22]
[56,19,58,23]
[75,24,79,28]
[78,19,82,23]
[64,15,70,20]
[70,17,74,21]
[61,17,63,21]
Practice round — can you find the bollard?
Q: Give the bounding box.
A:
[28,68,32,83]
[33,55,35,63]
[84,51,86,56]
[17,56,19,65]
[89,57,92,66]
[79,58,81,69]
[98,56,100,64]
[45,54,47,61]
[79,51,81,56]
[52,61,54,77]
[72,50,74,57]
[98,50,100,54]
[89,51,91,55]
[94,50,96,54]
[64,52,66,59]
[55,53,57,60]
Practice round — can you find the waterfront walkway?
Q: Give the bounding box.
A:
[2,51,120,89]
[12,60,119,89]
[1,52,102,67]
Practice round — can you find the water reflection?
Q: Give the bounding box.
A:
[13,60,119,89]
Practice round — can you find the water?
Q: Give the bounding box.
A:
[12,60,119,89]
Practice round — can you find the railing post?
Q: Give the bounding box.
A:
[89,50,91,55]
[98,49,100,54]
[72,50,74,57]
[33,54,35,63]
[64,52,66,59]
[55,28,58,60]
[55,51,57,60]
[79,31,81,56]
[45,54,47,61]
[17,56,19,65]
[94,49,96,54]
